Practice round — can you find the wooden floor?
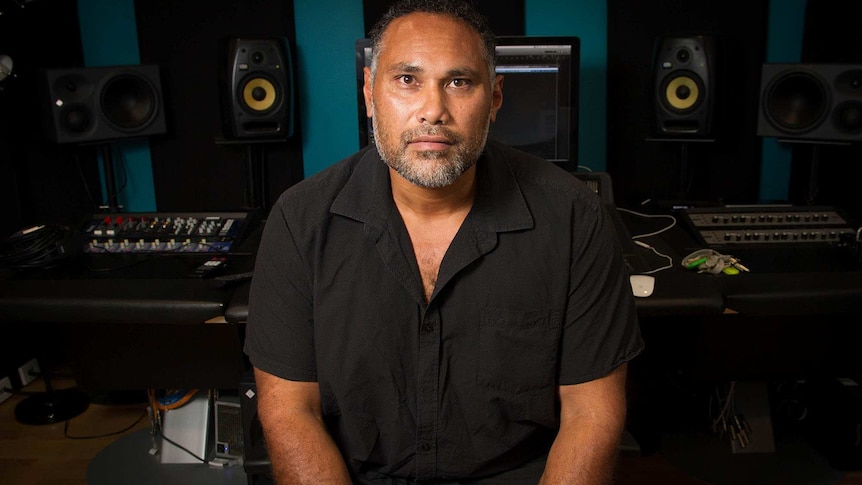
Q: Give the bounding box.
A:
[2,369,862,484]
[0,371,150,485]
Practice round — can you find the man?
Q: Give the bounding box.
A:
[244,0,643,483]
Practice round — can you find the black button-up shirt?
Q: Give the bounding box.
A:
[245,141,643,482]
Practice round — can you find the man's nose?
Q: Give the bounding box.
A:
[416,85,450,125]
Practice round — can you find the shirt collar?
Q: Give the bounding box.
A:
[330,141,534,234]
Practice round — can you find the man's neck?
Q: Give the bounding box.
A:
[389,165,477,220]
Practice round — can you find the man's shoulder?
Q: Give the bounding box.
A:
[485,141,592,198]
[273,146,373,209]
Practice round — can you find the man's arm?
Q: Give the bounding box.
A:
[253,367,352,484]
[539,363,629,485]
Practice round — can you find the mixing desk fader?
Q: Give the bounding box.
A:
[82,212,252,254]
[680,205,857,248]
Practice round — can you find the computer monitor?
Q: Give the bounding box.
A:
[354,36,581,171]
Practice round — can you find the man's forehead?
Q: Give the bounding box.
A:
[377,13,486,68]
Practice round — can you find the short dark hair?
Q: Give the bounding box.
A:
[367,0,497,80]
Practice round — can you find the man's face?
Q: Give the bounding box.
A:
[364,12,503,188]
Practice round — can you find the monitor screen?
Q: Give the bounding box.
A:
[354,36,581,171]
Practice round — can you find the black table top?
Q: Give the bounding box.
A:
[2,215,861,326]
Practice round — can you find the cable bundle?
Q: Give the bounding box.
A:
[0,224,75,269]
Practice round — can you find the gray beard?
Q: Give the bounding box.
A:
[371,101,489,188]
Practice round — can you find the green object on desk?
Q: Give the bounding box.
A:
[686,257,708,269]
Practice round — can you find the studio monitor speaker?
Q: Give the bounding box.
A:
[40,65,167,144]
[757,63,862,142]
[223,37,294,140]
[653,36,717,137]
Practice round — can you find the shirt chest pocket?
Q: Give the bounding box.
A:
[478,307,561,393]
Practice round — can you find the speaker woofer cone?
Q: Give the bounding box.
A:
[61,105,93,134]
[660,71,703,114]
[100,74,159,131]
[764,71,828,133]
[833,100,862,134]
[240,75,280,113]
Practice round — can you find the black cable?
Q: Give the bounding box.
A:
[0,224,76,269]
[64,408,149,440]
[155,427,209,463]
[73,148,98,210]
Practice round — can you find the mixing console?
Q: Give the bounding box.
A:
[680,205,857,248]
[82,212,252,254]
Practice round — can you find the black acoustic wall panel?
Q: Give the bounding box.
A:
[135,0,304,212]
[784,0,862,218]
[0,0,100,235]
[608,0,768,208]
[40,65,167,144]
[361,0,525,37]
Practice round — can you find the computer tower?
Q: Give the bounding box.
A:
[159,391,213,464]
[240,371,272,483]
[215,394,244,463]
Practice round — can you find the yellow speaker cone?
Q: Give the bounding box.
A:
[665,76,699,110]
[243,78,277,111]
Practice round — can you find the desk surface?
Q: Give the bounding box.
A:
[2,213,861,393]
[617,208,862,317]
[2,215,860,325]
[1,214,860,328]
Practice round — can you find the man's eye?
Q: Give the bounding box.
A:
[450,79,471,88]
[398,75,415,84]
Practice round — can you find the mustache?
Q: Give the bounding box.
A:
[400,126,461,145]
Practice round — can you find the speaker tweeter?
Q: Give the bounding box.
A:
[222,37,295,140]
[653,36,717,137]
[758,63,862,142]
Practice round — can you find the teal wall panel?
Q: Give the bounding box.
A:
[78,0,157,212]
[77,0,807,206]
[526,0,607,172]
[759,0,806,203]
[293,0,366,177]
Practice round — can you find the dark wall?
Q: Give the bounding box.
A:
[607,0,769,209]
[1,0,97,379]
[361,0,525,37]
[6,1,857,227]
[135,0,304,213]
[788,0,862,220]
[0,0,101,239]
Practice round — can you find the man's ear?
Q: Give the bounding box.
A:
[363,66,374,118]
[489,74,504,122]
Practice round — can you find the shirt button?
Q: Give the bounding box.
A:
[419,442,431,452]
[422,323,434,333]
